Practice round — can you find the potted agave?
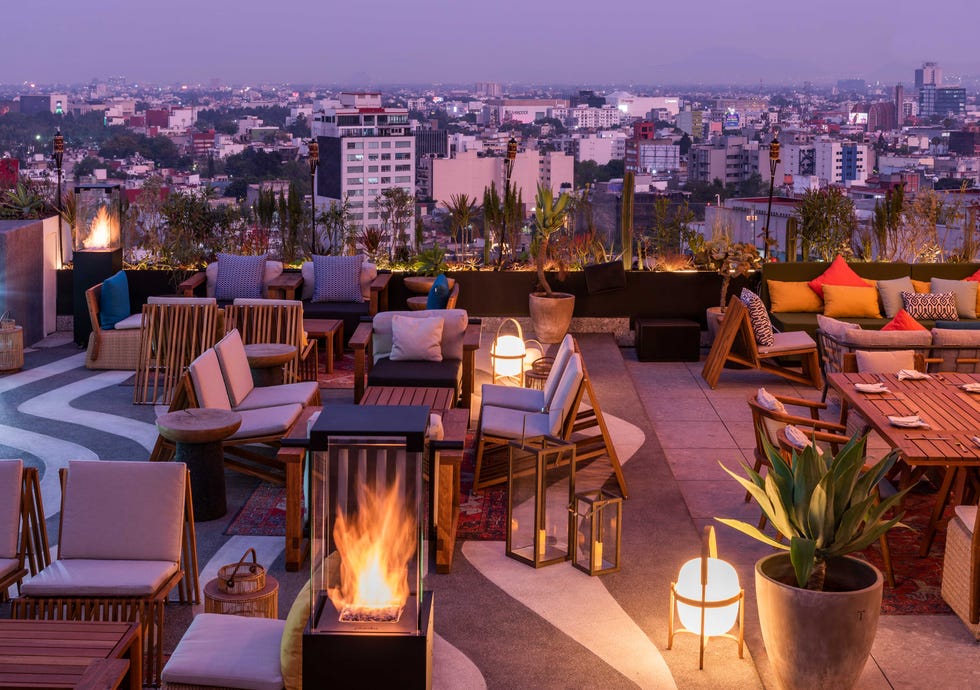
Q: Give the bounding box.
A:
[717,435,906,690]
[528,184,574,343]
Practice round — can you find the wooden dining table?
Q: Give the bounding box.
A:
[828,371,980,556]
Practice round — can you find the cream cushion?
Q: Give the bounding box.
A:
[842,329,932,349]
[113,313,143,330]
[816,314,861,339]
[855,350,916,373]
[21,559,179,596]
[206,260,283,299]
[757,331,816,355]
[59,460,185,562]
[543,334,576,409]
[548,353,584,433]
[481,405,553,438]
[0,459,23,559]
[481,384,545,413]
[372,309,467,364]
[214,330,254,407]
[236,382,319,411]
[930,328,980,372]
[301,258,377,301]
[390,314,444,362]
[189,349,233,410]
[162,613,286,690]
[0,558,19,580]
[230,404,303,440]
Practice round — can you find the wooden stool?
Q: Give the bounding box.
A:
[244,343,296,386]
[156,409,242,521]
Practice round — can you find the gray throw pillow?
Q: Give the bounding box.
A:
[312,255,364,303]
[931,278,978,319]
[876,276,915,318]
[215,253,266,301]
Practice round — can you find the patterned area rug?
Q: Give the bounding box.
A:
[318,352,355,389]
[226,433,509,541]
[860,487,953,615]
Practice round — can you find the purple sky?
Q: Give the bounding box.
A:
[5,1,979,86]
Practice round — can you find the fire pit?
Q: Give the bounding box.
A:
[305,404,433,689]
[72,183,122,346]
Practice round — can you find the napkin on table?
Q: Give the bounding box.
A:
[897,369,930,381]
[887,414,929,428]
[855,382,889,393]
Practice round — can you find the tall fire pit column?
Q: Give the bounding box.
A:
[306,404,434,690]
[72,183,122,346]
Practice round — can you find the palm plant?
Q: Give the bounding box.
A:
[716,434,907,590]
[443,193,479,259]
[532,184,571,296]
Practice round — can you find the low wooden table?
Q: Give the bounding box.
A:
[244,343,297,386]
[0,619,141,690]
[156,408,242,521]
[361,386,455,411]
[304,318,344,374]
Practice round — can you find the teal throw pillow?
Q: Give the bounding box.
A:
[99,270,130,330]
[426,274,451,309]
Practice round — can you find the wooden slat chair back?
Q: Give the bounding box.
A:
[0,461,50,602]
[702,296,822,390]
[224,301,316,383]
[133,302,219,405]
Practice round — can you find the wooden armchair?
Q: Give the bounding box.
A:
[223,299,318,383]
[350,309,481,409]
[0,459,50,602]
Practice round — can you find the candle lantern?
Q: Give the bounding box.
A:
[571,489,622,576]
[505,436,575,568]
[668,525,744,669]
[490,318,527,386]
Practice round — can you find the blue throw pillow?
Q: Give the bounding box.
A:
[215,253,266,301]
[99,270,130,330]
[934,320,980,330]
[426,274,451,309]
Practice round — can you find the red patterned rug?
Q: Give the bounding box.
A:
[226,483,290,536]
[318,352,355,389]
[860,487,953,615]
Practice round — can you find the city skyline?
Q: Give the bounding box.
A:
[5,1,980,87]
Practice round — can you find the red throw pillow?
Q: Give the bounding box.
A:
[966,267,980,282]
[807,255,868,299]
[881,308,928,331]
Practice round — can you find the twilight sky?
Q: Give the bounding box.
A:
[5,0,978,87]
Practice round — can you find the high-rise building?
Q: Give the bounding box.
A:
[814,139,868,185]
[475,82,502,98]
[895,84,904,125]
[919,84,937,117]
[914,62,942,91]
[935,88,967,117]
[311,92,415,230]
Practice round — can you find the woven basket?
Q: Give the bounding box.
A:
[941,514,980,639]
[217,548,265,594]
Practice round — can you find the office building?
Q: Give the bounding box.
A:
[19,94,68,115]
[914,61,942,91]
[814,139,868,185]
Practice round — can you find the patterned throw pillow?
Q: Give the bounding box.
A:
[215,253,266,301]
[740,288,775,347]
[901,291,958,321]
[312,255,364,303]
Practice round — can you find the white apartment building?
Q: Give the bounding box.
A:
[311,93,415,229]
[481,98,569,125]
[604,92,681,118]
[814,138,869,186]
[563,104,626,130]
[577,133,627,165]
[430,149,573,208]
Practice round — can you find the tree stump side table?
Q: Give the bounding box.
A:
[156,408,242,521]
[244,343,296,386]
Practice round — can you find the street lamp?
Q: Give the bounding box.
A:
[762,136,780,261]
[745,213,758,251]
[52,130,65,267]
[308,139,319,252]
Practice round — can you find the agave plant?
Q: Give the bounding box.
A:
[532,184,571,296]
[716,434,907,590]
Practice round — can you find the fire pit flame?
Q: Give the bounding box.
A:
[329,477,416,624]
[81,206,113,250]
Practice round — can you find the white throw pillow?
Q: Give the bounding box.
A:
[756,387,786,413]
[390,315,444,362]
[855,349,915,374]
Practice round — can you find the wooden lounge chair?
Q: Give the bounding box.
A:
[223,299,318,384]
[0,459,50,602]
[702,296,822,390]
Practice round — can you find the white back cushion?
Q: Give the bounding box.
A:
[543,335,575,409]
[390,315,444,362]
[0,459,23,559]
[60,460,186,562]
[855,349,915,373]
[548,353,584,435]
[372,309,468,364]
[189,349,232,410]
[214,329,254,407]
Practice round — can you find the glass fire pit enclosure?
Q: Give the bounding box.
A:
[305,404,433,689]
[72,182,123,346]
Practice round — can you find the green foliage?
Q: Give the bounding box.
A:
[797,187,858,261]
[0,182,50,219]
[716,434,907,590]
[378,187,415,261]
[443,193,479,257]
[574,158,624,189]
[533,185,572,295]
[99,132,187,169]
[692,235,762,307]
[621,172,634,270]
[414,246,449,276]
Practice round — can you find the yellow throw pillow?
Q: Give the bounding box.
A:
[822,285,882,318]
[281,578,312,690]
[911,279,931,294]
[767,280,823,313]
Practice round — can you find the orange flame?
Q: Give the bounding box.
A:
[82,206,113,249]
[328,477,416,621]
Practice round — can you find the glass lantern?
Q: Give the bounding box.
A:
[572,489,622,576]
[73,183,122,252]
[506,436,576,568]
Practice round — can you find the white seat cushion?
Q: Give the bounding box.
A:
[189,349,233,410]
[543,335,575,409]
[162,613,286,690]
[0,557,22,581]
[230,404,303,440]
[0,459,23,559]
[855,349,915,374]
[954,505,977,534]
[113,313,143,330]
[235,382,318,411]
[481,384,545,412]
[757,330,816,355]
[214,329,255,407]
[481,405,552,439]
[21,559,179,597]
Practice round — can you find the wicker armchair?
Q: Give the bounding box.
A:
[942,502,980,638]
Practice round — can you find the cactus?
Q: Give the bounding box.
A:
[621,171,634,270]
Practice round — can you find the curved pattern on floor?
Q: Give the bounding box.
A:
[0,423,98,511]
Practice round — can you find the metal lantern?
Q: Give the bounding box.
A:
[668,525,744,669]
[490,318,527,386]
[505,436,575,568]
[572,489,622,576]
[73,183,122,252]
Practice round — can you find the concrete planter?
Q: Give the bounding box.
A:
[756,553,882,690]
[528,292,575,343]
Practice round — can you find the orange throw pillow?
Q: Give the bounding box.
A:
[881,308,927,331]
[807,255,868,299]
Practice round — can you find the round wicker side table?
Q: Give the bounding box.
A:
[523,356,554,390]
[204,575,279,618]
[0,325,24,373]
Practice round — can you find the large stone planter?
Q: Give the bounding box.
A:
[756,554,882,690]
[528,292,575,343]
